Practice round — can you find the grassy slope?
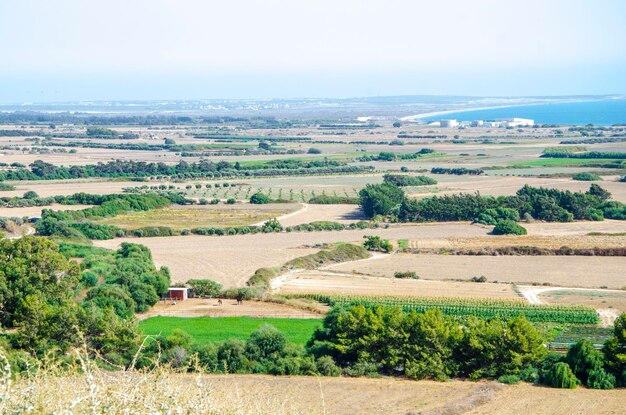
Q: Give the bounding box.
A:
[139,316,322,345]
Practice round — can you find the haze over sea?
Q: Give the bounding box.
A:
[420,98,626,126]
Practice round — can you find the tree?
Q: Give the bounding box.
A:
[359,183,405,218]
[587,184,611,201]
[543,362,578,389]
[603,313,626,386]
[392,121,402,128]
[0,237,80,328]
[307,147,322,154]
[363,235,392,253]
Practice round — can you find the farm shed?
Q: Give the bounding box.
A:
[167,287,188,301]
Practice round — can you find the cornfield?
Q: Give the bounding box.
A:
[289,294,599,324]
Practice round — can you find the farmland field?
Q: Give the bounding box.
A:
[328,253,626,289]
[97,203,298,230]
[139,316,322,345]
[276,270,519,298]
[93,223,489,285]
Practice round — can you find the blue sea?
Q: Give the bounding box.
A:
[419,98,626,126]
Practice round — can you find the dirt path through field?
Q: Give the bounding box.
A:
[250,202,308,226]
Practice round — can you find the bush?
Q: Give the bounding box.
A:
[572,172,601,181]
[226,198,236,204]
[543,362,578,388]
[492,220,527,235]
[307,148,322,154]
[250,193,271,204]
[394,271,418,279]
[81,271,99,287]
[471,275,487,283]
[363,235,393,253]
[316,355,341,376]
[497,374,520,384]
[383,174,437,187]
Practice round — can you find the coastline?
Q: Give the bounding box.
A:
[399,96,617,122]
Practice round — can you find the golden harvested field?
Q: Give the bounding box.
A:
[277,203,366,226]
[524,219,626,236]
[10,372,625,415]
[414,234,626,250]
[97,203,298,230]
[328,253,626,289]
[0,203,92,218]
[2,178,148,197]
[276,270,518,298]
[138,298,324,320]
[93,223,488,285]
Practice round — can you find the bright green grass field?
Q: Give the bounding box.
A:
[139,317,322,346]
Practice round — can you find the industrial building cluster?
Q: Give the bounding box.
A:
[436,118,535,128]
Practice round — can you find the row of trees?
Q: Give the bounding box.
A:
[307,305,626,388]
[0,158,372,182]
[359,182,626,223]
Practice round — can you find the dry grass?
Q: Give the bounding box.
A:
[539,290,626,315]
[278,204,366,226]
[0,204,92,218]
[328,253,626,289]
[276,270,518,299]
[3,353,624,415]
[98,204,297,230]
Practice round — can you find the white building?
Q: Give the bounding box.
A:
[496,118,534,127]
[439,119,458,128]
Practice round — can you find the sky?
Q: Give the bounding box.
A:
[1,0,625,102]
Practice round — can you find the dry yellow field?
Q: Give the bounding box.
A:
[98,203,298,230]
[277,203,366,226]
[9,372,625,415]
[276,270,518,298]
[93,223,488,286]
[0,203,92,218]
[328,253,626,289]
[539,289,626,314]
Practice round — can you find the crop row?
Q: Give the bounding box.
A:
[290,294,599,325]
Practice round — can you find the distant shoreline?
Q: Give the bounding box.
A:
[399,97,618,122]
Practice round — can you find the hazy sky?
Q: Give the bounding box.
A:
[1,0,625,102]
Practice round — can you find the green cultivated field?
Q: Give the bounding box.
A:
[139,316,322,345]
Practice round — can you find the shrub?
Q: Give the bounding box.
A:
[307,147,322,154]
[363,235,393,253]
[572,172,601,181]
[250,192,271,204]
[226,198,236,204]
[497,374,520,384]
[492,220,527,235]
[394,271,418,279]
[471,275,487,283]
[316,356,341,376]
[81,271,99,287]
[383,174,437,187]
[543,362,578,389]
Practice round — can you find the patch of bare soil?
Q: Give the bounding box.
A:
[137,298,323,320]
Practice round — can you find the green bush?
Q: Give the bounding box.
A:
[572,172,601,181]
[250,193,271,204]
[383,174,437,187]
[363,235,393,252]
[492,220,527,235]
[543,362,578,388]
[497,374,520,384]
[359,183,405,218]
[394,271,418,279]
